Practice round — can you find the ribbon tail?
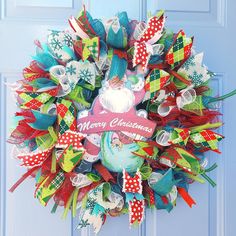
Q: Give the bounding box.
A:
[177,187,196,208]
[93,163,115,183]
[167,69,191,86]
[9,166,40,192]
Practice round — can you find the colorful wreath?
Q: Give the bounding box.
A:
[8,7,236,233]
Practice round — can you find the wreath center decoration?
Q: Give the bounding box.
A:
[8,7,236,233]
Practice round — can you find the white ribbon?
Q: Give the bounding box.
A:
[155,130,171,146]
[157,103,175,117]
[70,173,93,188]
[49,65,71,97]
[133,21,146,40]
[157,87,196,117]
[176,87,196,109]
[49,60,97,97]
[69,16,89,39]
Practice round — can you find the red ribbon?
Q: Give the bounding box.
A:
[93,163,116,183]
[9,166,40,192]
[177,187,196,208]
[113,49,128,60]
[148,63,191,86]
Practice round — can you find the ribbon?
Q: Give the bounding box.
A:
[32,43,58,71]
[49,60,97,98]
[79,183,124,233]
[144,68,170,100]
[108,49,128,80]
[56,130,85,150]
[106,16,128,49]
[69,7,101,61]
[74,37,100,61]
[93,162,116,183]
[15,109,57,131]
[178,53,212,87]
[56,145,84,173]
[47,30,75,62]
[148,170,178,212]
[156,87,197,117]
[155,130,171,146]
[17,147,53,167]
[143,182,155,207]
[122,169,145,225]
[69,7,96,39]
[55,126,85,173]
[190,129,224,153]
[133,13,165,70]
[35,170,65,206]
[177,187,196,208]
[132,140,159,162]
[170,128,190,146]
[23,60,49,82]
[9,166,40,192]
[160,147,200,175]
[144,30,193,100]
[17,88,57,110]
[56,98,77,135]
[176,87,197,109]
[148,169,176,196]
[165,30,193,69]
[70,173,93,188]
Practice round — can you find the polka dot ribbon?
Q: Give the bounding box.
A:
[17,148,53,167]
[133,13,165,71]
[122,169,145,225]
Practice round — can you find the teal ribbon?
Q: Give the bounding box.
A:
[150,169,178,196]
[33,43,58,71]
[154,193,173,212]
[125,193,144,203]
[108,54,127,80]
[29,110,57,130]
[92,203,106,216]
[62,45,76,60]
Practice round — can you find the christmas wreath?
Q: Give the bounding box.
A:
[8,7,236,233]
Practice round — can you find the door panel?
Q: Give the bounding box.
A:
[1,0,235,236]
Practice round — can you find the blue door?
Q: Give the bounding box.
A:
[0,0,235,236]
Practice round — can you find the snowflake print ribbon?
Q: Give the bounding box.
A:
[47,30,75,62]
[122,169,145,225]
[79,183,124,233]
[178,53,213,87]
[133,13,165,70]
[50,60,97,96]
